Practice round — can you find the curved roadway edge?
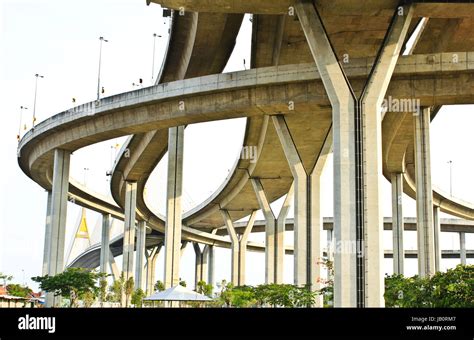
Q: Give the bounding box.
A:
[17,56,474,247]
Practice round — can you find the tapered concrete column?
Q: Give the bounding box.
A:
[100,214,111,274]
[294,1,356,306]
[42,191,52,276]
[146,245,161,295]
[164,126,184,289]
[460,232,467,265]
[296,0,412,307]
[272,115,328,297]
[414,107,435,277]
[47,149,70,307]
[201,245,210,284]
[108,249,120,281]
[207,245,215,286]
[310,142,330,307]
[433,206,442,271]
[326,230,333,262]
[391,173,404,275]
[123,181,137,285]
[221,210,257,286]
[251,179,294,284]
[326,229,333,281]
[193,243,204,287]
[360,5,413,308]
[275,185,294,283]
[135,221,146,290]
[272,115,310,287]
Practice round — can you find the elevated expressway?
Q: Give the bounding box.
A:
[18,0,474,307]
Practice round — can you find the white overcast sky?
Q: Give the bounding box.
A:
[0,0,472,290]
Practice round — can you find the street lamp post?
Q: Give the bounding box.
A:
[17,106,28,141]
[97,36,109,101]
[151,33,162,84]
[447,160,453,196]
[32,74,44,128]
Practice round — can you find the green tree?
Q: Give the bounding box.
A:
[6,284,32,298]
[179,278,186,287]
[0,272,13,287]
[384,265,474,308]
[99,279,108,307]
[196,280,213,297]
[32,268,103,308]
[111,273,125,306]
[131,288,145,307]
[124,277,134,307]
[81,290,96,307]
[154,280,165,292]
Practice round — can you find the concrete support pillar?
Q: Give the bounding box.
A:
[272,115,328,298]
[251,179,293,284]
[146,245,161,295]
[310,148,329,307]
[201,245,210,284]
[207,245,215,286]
[272,115,310,287]
[326,230,333,262]
[135,220,146,290]
[47,149,71,307]
[391,173,404,275]
[42,191,52,276]
[295,1,357,306]
[359,6,413,307]
[414,107,435,277]
[100,214,111,275]
[433,206,442,271]
[164,126,184,289]
[221,210,257,286]
[296,0,412,307]
[180,241,188,256]
[460,232,467,265]
[193,243,204,288]
[326,229,333,280]
[122,181,137,286]
[275,185,294,283]
[108,249,120,281]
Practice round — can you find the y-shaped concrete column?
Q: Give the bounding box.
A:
[251,179,294,284]
[296,0,412,307]
[460,232,467,265]
[123,181,137,284]
[47,149,70,307]
[221,210,257,286]
[100,214,111,275]
[42,191,52,276]
[272,115,311,287]
[391,173,404,275]
[311,133,331,308]
[145,245,161,295]
[135,220,146,290]
[272,116,329,298]
[202,245,211,284]
[433,206,442,271]
[164,126,184,288]
[193,243,205,287]
[295,1,356,305]
[414,107,435,277]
